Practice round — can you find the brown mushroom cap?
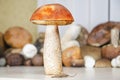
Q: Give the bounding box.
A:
[62,46,82,67]
[87,21,120,47]
[4,27,32,48]
[101,44,120,60]
[30,4,74,25]
[6,53,24,66]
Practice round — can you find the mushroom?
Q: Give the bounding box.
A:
[62,40,80,51]
[62,46,82,67]
[0,57,6,67]
[61,24,81,44]
[95,59,111,68]
[4,27,32,48]
[87,21,119,47]
[24,59,32,66]
[71,59,84,67]
[34,32,45,53]
[81,45,101,61]
[0,32,5,53]
[61,24,88,50]
[6,53,25,66]
[111,55,120,68]
[84,56,95,68]
[22,44,37,59]
[102,28,120,60]
[30,4,74,76]
[32,54,43,66]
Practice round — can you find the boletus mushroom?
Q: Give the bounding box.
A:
[87,21,118,47]
[95,59,111,68]
[30,4,74,76]
[62,46,83,67]
[102,28,120,60]
[4,27,32,48]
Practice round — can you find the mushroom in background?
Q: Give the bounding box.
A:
[0,57,6,67]
[102,28,120,60]
[22,44,37,59]
[61,40,80,51]
[76,24,89,46]
[4,27,32,48]
[4,48,22,57]
[95,59,111,68]
[87,21,118,47]
[3,48,25,66]
[62,46,83,67]
[32,54,43,66]
[34,32,45,53]
[24,59,32,66]
[71,59,84,67]
[81,45,101,61]
[6,53,24,66]
[30,3,74,76]
[111,55,120,68]
[61,24,81,44]
[84,56,95,68]
[0,32,5,55]
[0,46,4,57]
[61,24,88,51]
[0,32,6,57]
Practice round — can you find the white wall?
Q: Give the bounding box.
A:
[37,0,120,36]
[90,0,109,30]
[110,0,120,21]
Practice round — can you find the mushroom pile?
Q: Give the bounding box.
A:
[61,21,120,68]
[87,22,120,68]
[61,24,89,67]
[0,26,45,67]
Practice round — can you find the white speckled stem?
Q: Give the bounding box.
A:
[111,28,119,48]
[43,25,62,75]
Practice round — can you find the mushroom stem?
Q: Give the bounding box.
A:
[44,25,62,75]
[111,28,119,48]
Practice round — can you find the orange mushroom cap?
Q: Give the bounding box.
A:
[30,4,74,25]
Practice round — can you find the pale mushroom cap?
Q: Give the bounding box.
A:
[30,4,74,25]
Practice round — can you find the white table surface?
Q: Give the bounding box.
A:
[0,67,120,80]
